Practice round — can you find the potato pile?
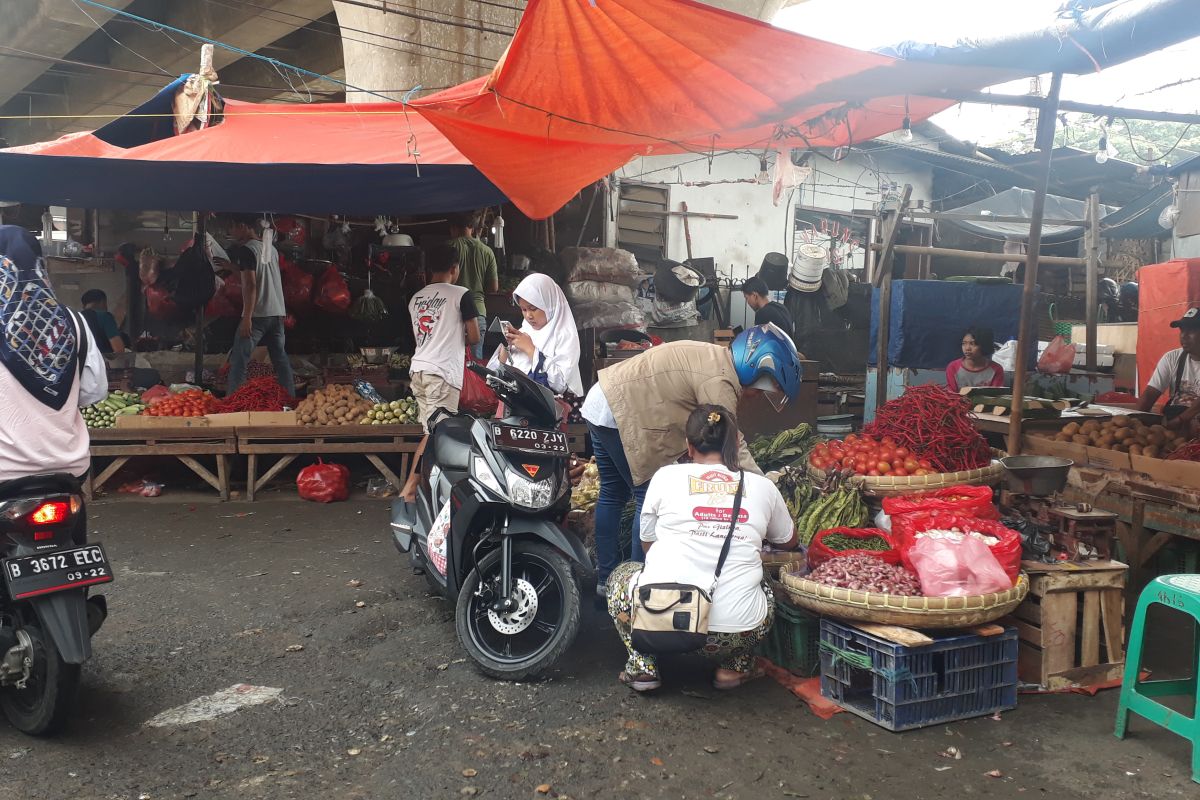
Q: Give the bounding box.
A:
[1052,416,1183,458]
[297,384,373,426]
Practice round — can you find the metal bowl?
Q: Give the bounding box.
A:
[1000,455,1074,496]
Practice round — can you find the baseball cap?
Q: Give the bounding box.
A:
[1170,308,1200,329]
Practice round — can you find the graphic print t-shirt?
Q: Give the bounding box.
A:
[636,463,794,632]
[1148,348,1200,406]
[408,282,475,388]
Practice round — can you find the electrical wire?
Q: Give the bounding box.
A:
[195,0,500,69]
[325,0,515,35]
[1119,117,1197,163]
[72,0,412,103]
[70,0,172,76]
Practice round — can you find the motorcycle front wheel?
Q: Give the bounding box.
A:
[456,539,581,681]
[0,624,81,736]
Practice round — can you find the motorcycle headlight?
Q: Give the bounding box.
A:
[506,471,555,509]
[471,456,504,496]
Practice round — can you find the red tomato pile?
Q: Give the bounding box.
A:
[808,434,936,478]
[142,389,221,417]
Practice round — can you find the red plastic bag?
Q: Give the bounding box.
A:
[882,486,998,521]
[893,511,1022,583]
[1037,335,1075,374]
[205,277,239,318]
[297,459,350,503]
[907,534,1012,597]
[314,266,351,313]
[460,351,499,415]
[281,258,314,312]
[144,283,177,320]
[808,527,900,570]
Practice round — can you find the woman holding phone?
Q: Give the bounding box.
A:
[490,273,584,396]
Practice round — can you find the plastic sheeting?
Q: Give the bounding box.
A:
[941,188,1109,239]
[410,0,1015,219]
[868,280,1031,370]
[0,77,505,215]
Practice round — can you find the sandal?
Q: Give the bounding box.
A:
[712,666,766,691]
[619,671,662,693]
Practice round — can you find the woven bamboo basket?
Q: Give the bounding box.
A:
[805,453,1005,497]
[778,571,1029,628]
[761,551,806,578]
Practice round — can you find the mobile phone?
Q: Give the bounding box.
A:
[500,320,516,336]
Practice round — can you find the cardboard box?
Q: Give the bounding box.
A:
[205,411,298,428]
[114,415,209,429]
[1131,453,1200,490]
[1022,434,1087,464]
[713,329,735,346]
[1084,446,1133,472]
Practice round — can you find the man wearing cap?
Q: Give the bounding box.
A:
[1138,307,1200,432]
[739,276,794,341]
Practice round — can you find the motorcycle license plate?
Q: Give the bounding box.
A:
[3,545,113,600]
[491,424,569,456]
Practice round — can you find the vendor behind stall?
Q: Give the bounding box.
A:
[489,272,583,395]
[945,326,1005,392]
[739,276,794,342]
[582,324,802,593]
[448,212,498,360]
[1138,307,1200,432]
[80,289,125,354]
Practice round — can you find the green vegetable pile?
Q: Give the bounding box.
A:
[822,533,889,552]
[795,473,869,546]
[81,390,144,429]
[362,397,420,425]
[749,423,821,472]
[774,466,814,520]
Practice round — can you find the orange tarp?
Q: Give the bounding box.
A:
[412,0,1016,218]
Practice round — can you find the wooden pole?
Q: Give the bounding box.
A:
[1008,72,1063,456]
[1085,192,1102,371]
[193,211,207,389]
[941,90,1200,126]
[873,184,912,413]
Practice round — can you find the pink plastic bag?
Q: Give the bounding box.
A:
[1037,335,1075,374]
[907,534,1012,597]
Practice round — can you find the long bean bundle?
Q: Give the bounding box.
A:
[863,385,991,473]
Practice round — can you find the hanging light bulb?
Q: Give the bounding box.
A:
[900,115,914,143]
[1095,134,1110,164]
[755,158,771,185]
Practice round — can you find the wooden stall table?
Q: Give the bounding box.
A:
[972,404,1156,437]
[87,427,238,500]
[238,423,591,501]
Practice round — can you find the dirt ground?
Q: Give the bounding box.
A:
[0,496,1193,800]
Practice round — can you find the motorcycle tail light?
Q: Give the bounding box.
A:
[28,501,69,526]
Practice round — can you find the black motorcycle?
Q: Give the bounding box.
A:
[391,363,587,680]
[0,474,110,735]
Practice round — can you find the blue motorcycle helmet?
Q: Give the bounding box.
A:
[730,323,802,410]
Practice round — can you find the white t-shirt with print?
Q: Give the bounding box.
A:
[1148,348,1200,406]
[408,282,474,389]
[636,463,794,632]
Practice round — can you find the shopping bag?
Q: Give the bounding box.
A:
[460,351,498,415]
[296,459,350,503]
[1037,335,1075,374]
[907,534,1012,597]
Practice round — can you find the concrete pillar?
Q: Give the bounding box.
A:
[334,0,802,103]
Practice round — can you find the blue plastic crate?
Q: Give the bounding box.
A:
[819,618,1018,731]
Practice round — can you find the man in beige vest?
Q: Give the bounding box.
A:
[580,324,802,593]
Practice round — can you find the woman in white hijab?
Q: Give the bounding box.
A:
[490,272,583,396]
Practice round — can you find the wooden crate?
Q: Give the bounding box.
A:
[1004,560,1127,690]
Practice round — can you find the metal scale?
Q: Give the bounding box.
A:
[1000,456,1118,563]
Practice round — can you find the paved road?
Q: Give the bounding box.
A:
[0,498,1192,799]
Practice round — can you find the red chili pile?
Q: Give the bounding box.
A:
[1167,438,1200,462]
[217,376,294,413]
[862,385,992,473]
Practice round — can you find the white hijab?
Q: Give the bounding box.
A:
[510,272,583,396]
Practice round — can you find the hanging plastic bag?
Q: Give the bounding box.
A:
[907,534,1012,597]
[893,511,1022,583]
[882,486,999,521]
[1037,335,1075,374]
[807,527,901,570]
[992,339,1019,373]
[296,459,350,503]
[281,258,314,312]
[144,282,177,320]
[314,266,351,313]
[460,350,499,415]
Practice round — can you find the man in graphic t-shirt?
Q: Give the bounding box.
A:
[401,244,482,501]
[1139,307,1200,434]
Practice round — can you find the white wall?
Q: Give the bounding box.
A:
[604,135,934,328]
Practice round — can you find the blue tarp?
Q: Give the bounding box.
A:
[868,280,1034,370]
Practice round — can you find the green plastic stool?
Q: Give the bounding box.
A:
[1115,575,1200,784]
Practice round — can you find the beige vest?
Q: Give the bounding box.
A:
[597,341,760,485]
